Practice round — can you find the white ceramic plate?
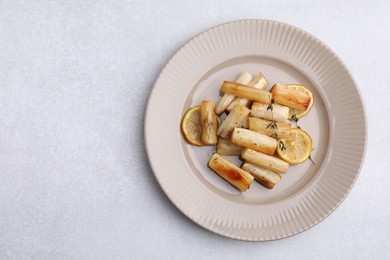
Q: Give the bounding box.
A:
[145,20,367,241]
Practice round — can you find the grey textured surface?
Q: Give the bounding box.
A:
[0,0,389,259]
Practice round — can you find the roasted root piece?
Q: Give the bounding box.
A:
[251,102,289,122]
[208,153,254,191]
[241,162,281,189]
[248,117,291,138]
[200,100,217,145]
[239,115,249,129]
[221,81,271,105]
[216,138,242,156]
[241,148,289,174]
[226,72,269,111]
[215,72,252,115]
[230,128,277,155]
[271,84,312,111]
[217,103,250,138]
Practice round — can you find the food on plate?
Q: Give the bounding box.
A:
[248,117,291,138]
[221,81,272,105]
[200,100,218,145]
[208,153,254,191]
[181,106,203,146]
[241,148,289,174]
[230,127,277,155]
[241,162,281,189]
[251,102,289,122]
[226,72,269,111]
[276,128,313,164]
[217,103,250,138]
[271,84,314,119]
[181,106,221,146]
[216,138,242,156]
[181,71,315,191]
[215,72,252,115]
[239,116,249,129]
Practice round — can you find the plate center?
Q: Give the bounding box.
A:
[181,56,330,205]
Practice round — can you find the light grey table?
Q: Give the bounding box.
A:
[0,1,389,259]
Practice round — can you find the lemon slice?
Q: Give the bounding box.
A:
[181,106,220,146]
[286,85,314,119]
[276,128,312,164]
[181,106,203,146]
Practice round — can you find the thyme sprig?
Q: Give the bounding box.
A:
[308,155,316,165]
[279,140,286,151]
[291,114,299,123]
[266,98,274,111]
[267,99,280,141]
[266,121,278,130]
[291,112,300,128]
[290,111,315,165]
